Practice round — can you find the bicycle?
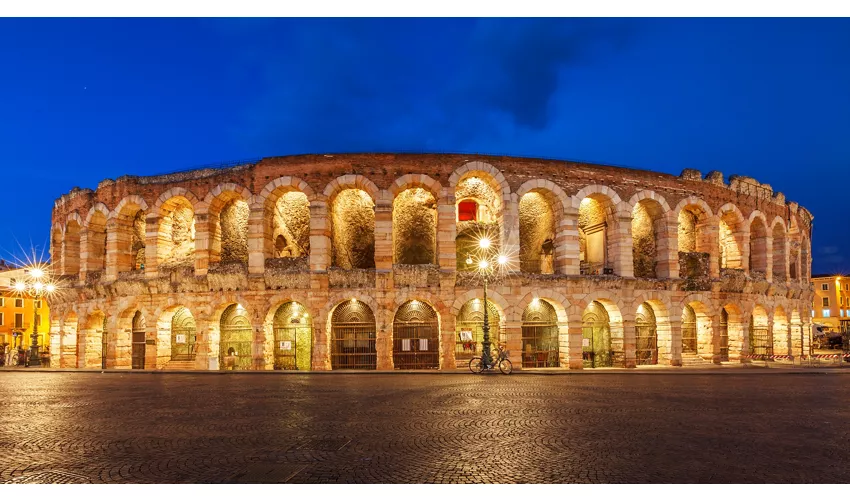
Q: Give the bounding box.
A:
[468,344,513,374]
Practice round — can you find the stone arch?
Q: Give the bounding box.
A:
[675,196,714,277]
[579,297,624,368]
[115,304,152,370]
[393,186,438,265]
[392,299,441,370]
[574,185,626,276]
[155,194,197,269]
[330,189,375,270]
[633,292,673,364]
[515,291,569,369]
[747,211,769,277]
[215,301,256,371]
[82,204,109,276]
[202,183,253,267]
[62,214,83,276]
[111,195,148,274]
[155,305,199,369]
[152,187,200,216]
[327,298,378,370]
[750,304,771,357]
[682,298,714,361]
[323,174,380,203]
[517,180,569,275]
[628,191,673,279]
[262,299,313,371]
[771,217,788,283]
[450,289,511,319]
[717,203,746,271]
[60,310,79,368]
[50,223,64,273]
[257,178,313,262]
[81,310,106,368]
[389,174,443,199]
[720,302,745,362]
[799,232,810,282]
[453,165,508,271]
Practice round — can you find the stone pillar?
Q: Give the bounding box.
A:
[440,311,456,370]
[622,319,636,368]
[700,215,720,278]
[502,193,520,255]
[194,213,211,276]
[144,324,157,369]
[310,308,331,371]
[710,313,722,364]
[375,309,393,370]
[115,318,132,370]
[613,214,634,277]
[75,328,86,368]
[669,320,682,366]
[656,220,679,279]
[567,319,583,370]
[504,321,523,371]
[144,215,160,279]
[764,236,774,281]
[193,319,211,370]
[738,226,750,274]
[559,207,580,275]
[78,230,90,283]
[247,204,266,275]
[105,221,120,281]
[308,200,331,272]
[374,191,393,272]
[437,192,457,272]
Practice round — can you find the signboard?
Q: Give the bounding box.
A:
[175,334,186,344]
[279,341,292,350]
[582,338,590,347]
[460,330,473,342]
[401,339,411,351]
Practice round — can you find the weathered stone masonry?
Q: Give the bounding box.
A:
[47,154,814,371]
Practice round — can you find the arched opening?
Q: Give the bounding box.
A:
[790,310,804,357]
[800,236,810,282]
[772,223,787,282]
[331,189,375,270]
[51,226,63,274]
[719,209,744,270]
[393,188,437,265]
[131,311,146,370]
[64,220,81,275]
[170,307,197,362]
[393,300,439,369]
[521,299,560,368]
[719,308,729,362]
[682,304,697,355]
[631,199,666,279]
[773,306,789,356]
[60,312,78,368]
[635,302,658,365]
[579,195,615,275]
[748,217,768,277]
[83,311,105,368]
[272,301,312,370]
[212,197,249,266]
[330,299,376,370]
[455,299,502,366]
[157,196,196,269]
[677,204,712,279]
[519,192,556,274]
[85,211,107,276]
[269,191,310,260]
[116,206,147,273]
[722,304,745,362]
[749,306,771,358]
[582,301,612,368]
[455,176,501,271]
[219,304,253,371]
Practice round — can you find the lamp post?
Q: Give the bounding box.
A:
[468,237,510,368]
[11,264,58,367]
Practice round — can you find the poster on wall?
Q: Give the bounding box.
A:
[280,341,292,350]
[175,334,186,344]
[460,331,473,342]
[582,338,590,347]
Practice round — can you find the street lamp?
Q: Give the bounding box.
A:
[8,263,59,367]
[472,236,511,369]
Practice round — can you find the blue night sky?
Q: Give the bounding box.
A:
[0,18,848,274]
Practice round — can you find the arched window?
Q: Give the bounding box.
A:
[170,307,197,362]
[635,303,658,365]
[220,304,252,371]
[272,301,312,371]
[521,299,559,368]
[131,311,146,370]
[393,300,439,369]
[455,299,501,365]
[331,189,375,270]
[393,188,437,265]
[330,299,376,369]
[582,301,612,368]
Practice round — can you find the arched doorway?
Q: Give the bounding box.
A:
[170,307,197,362]
[682,304,698,354]
[272,301,312,371]
[131,311,146,370]
[749,307,771,358]
[635,302,658,365]
[220,304,253,370]
[521,299,560,368]
[331,300,376,370]
[455,299,502,366]
[582,301,612,368]
[392,300,439,370]
[719,308,729,362]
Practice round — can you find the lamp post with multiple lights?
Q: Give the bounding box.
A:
[11,264,58,367]
[465,236,510,368]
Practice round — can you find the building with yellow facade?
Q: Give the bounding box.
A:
[811,274,850,333]
[0,265,51,355]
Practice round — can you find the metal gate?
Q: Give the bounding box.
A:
[455,299,502,365]
[273,301,312,371]
[719,308,729,361]
[393,300,439,370]
[582,301,612,368]
[635,302,658,365]
[521,300,559,368]
[682,304,698,354]
[331,300,376,370]
[101,315,108,369]
[171,307,197,361]
[220,304,253,370]
[131,311,145,370]
[749,318,772,357]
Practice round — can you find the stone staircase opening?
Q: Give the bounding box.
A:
[681,353,713,366]
[162,359,196,371]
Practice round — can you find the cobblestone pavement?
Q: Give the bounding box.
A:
[1,372,848,483]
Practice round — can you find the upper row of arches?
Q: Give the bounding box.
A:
[51,161,812,284]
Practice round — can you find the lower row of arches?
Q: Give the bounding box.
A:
[52,298,811,371]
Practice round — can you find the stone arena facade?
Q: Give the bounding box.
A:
[46,153,814,371]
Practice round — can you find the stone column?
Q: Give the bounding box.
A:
[764,236,774,281]
[710,313,722,364]
[144,324,158,370]
[75,327,86,369]
[310,308,331,371]
[144,215,160,279]
[700,215,720,278]
[613,214,634,277]
[247,204,266,275]
[437,191,457,272]
[78,230,91,283]
[738,226,750,274]
[193,319,211,371]
[440,311,456,370]
[559,206,580,275]
[669,320,683,366]
[375,308,393,370]
[567,319,583,370]
[502,193,520,256]
[622,319,636,368]
[105,220,120,281]
[194,213,211,276]
[656,220,679,279]
[504,321,523,371]
[308,200,331,272]
[115,318,132,370]
[374,191,394,272]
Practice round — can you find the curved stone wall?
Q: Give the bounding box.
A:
[47,154,815,371]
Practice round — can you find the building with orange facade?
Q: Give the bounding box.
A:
[0,264,51,357]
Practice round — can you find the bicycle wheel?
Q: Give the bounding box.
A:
[498,358,513,375]
[469,357,484,374]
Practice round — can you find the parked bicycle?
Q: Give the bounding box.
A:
[468,344,513,374]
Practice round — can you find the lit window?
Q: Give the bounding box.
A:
[457,200,478,222]
[842,310,846,317]
[0,297,4,307]
[811,310,815,318]
[823,309,831,318]
[0,312,3,325]
[14,298,23,308]
[36,300,42,309]
[822,283,829,291]
[823,297,830,307]
[14,313,23,329]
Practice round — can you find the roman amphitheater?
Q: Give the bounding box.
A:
[46,153,814,371]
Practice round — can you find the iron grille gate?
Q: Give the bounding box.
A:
[220,304,254,371]
[682,305,698,354]
[521,300,560,368]
[131,311,145,370]
[455,300,502,366]
[273,302,312,371]
[101,316,108,369]
[393,301,439,370]
[635,303,658,365]
[170,307,197,361]
[331,301,376,370]
[719,309,729,361]
[582,302,612,368]
[749,323,772,357]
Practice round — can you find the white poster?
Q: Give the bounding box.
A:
[582,338,590,347]
[401,339,411,351]
[175,334,186,344]
[419,339,428,351]
[460,331,473,342]
[280,341,292,350]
